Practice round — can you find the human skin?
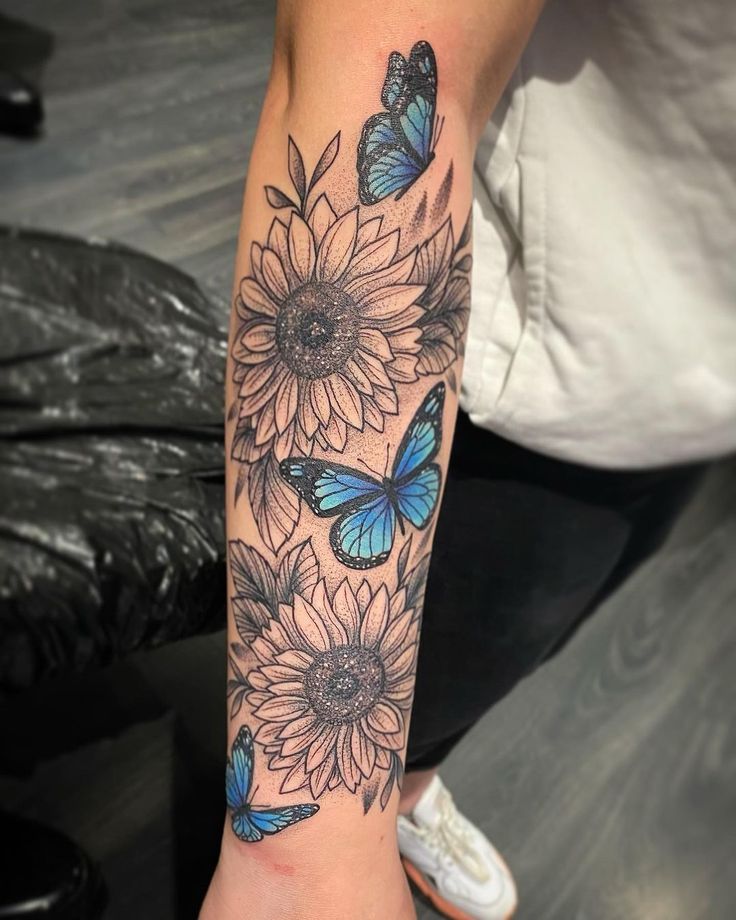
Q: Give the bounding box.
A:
[200,3,546,918]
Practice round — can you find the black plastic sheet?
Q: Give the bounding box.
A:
[0,227,229,691]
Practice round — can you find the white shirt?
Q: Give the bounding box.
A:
[463,0,736,468]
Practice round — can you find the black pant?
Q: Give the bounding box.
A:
[405,411,705,770]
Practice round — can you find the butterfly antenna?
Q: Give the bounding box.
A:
[384,443,391,478]
[357,457,382,478]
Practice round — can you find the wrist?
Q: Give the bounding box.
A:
[201,826,415,920]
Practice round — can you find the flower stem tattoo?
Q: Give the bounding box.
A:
[227,38,471,837]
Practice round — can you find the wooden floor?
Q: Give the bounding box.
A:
[1,3,735,919]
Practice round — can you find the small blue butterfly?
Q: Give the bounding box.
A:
[357,40,443,205]
[280,383,445,570]
[226,726,318,842]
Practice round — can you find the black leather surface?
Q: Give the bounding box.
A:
[0,228,228,691]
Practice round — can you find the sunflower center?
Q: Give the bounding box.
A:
[304,645,386,724]
[275,282,359,379]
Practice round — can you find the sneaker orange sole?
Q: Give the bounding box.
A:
[401,856,517,920]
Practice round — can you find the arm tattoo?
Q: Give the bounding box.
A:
[227,537,431,814]
[226,38,471,838]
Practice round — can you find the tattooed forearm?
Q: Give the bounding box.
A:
[225,36,471,840]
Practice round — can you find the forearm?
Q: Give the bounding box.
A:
[207,4,544,918]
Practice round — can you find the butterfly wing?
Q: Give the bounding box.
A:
[392,383,445,482]
[357,113,424,205]
[357,40,439,204]
[331,492,397,569]
[227,727,263,842]
[400,42,437,161]
[232,803,319,843]
[225,726,254,813]
[358,144,425,205]
[395,464,441,529]
[231,810,265,843]
[248,804,320,835]
[280,458,383,516]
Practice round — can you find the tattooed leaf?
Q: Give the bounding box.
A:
[447,366,458,394]
[308,132,341,194]
[455,253,472,274]
[362,781,379,815]
[431,162,453,223]
[227,400,239,423]
[231,420,271,466]
[234,463,248,504]
[403,553,431,614]
[414,218,454,313]
[249,453,301,553]
[458,209,472,249]
[397,538,413,585]
[380,753,404,811]
[229,539,278,609]
[288,136,307,202]
[410,192,427,235]
[417,322,456,375]
[265,185,297,210]
[277,540,319,604]
[230,643,249,664]
[233,595,273,643]
[230,689,246,719]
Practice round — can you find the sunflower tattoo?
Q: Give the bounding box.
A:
[229,133,469,552]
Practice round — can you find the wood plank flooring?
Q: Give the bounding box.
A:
[1,3,735,919]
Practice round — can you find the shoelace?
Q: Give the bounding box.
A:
[423,788,492,883]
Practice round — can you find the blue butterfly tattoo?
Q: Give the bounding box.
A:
[280,383,445,570]
[357,40,444,205]
[226,726,318,842]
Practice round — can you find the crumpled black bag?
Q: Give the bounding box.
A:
[0,227,229,692]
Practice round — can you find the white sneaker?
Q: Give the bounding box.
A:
[397,776,518,920]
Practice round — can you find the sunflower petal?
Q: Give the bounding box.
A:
[310,378,332,426]
[360,284,425,321]
[333,579,360,641]
[309,753,336,798]
[262,248,291,301]
[278,715,318,739]
[297,386,320,438]
[317,209,358,282]
[326,374,364,429]
[239,277,279,317]
[274,373,299,434]
[306,726,338,773]
[360,585,390,648]
[336,725,360,791]
[308,194,337,246]
[293,594,333,652]
[358,328,394,361]
[276,649,314,670]
[253,695,308,722]
[355,217,383,249]
[321,413,347,451]
[281,761,310,794]
[345,251,416,299]
[288,212,316,282]
[342,230,399,282]
[366,700,403,735]
[350,724,376,778]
